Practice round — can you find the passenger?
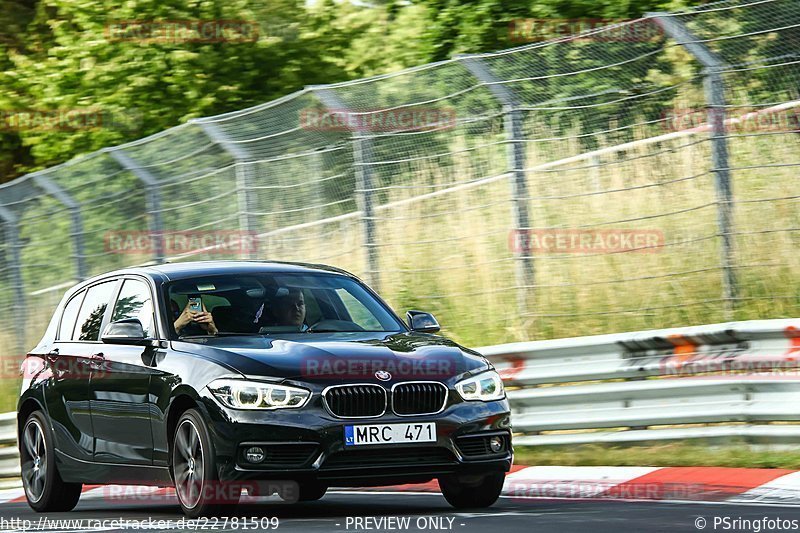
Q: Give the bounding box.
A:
[172,299,218,336]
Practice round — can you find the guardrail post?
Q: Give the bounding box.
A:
[460,56,534,318]
[108,149,165,263]
[311,87,380,291]
[193,121,259,259]
[32,176,87,280]
[0,207,26,357]
[650,12,737,320]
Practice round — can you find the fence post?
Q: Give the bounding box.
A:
[312,149,328,221]
[589,155,602,192]
[311,87,380,291]
[460,56,534,318]
[193,121,259,259]
[107,149,165,263]
[32,175,87,280]
[650,13,737,319]
[0,206,26,356]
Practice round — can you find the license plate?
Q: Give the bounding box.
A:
[344,422,436,446]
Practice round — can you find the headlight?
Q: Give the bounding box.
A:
[455,370,505,401]
[207,379,310,410]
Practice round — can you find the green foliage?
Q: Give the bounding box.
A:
[0,0,379,180]
[0,0,712,182]
[405,0,703,62]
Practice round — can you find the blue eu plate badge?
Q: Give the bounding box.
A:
[344,423,435,446]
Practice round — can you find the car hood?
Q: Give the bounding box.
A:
[171,331,488,384]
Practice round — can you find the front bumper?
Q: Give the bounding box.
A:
[200,388,512,486]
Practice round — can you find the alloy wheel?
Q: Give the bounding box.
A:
[21,419,47,503]
[173,419,205,509]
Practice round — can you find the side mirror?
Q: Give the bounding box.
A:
[101,318,157,346]
[406,310,440,333]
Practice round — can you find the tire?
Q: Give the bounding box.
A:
[438,472,505,509]
[171,409,239,517]
[298,482,327,502]
[20,411,82,512]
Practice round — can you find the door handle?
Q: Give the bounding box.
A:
[90,352,105,368]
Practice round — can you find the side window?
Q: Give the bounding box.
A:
[111,279,156,338]
[335,289,382,330]
[58,291,85,341]
[74,281,117,341]
[197,294,229,313]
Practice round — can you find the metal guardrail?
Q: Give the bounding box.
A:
[0,319,798,485]
[484,319,800,446]
[0,412,19,486]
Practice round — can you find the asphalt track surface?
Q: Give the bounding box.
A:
[3,491,800,532]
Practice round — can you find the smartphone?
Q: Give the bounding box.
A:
[188,296,202,313]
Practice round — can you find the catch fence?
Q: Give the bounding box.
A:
[0,0,798,362]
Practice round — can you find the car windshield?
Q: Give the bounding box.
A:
[165,272,405,338]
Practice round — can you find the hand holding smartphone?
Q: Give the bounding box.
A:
[188,296,202,314]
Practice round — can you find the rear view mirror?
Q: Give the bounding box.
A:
[406,310,440,333]
[101,318,157,346]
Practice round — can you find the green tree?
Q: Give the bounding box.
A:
[0,0,380,182]
[0,0,711,182]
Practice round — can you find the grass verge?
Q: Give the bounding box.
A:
[514,442,800,469]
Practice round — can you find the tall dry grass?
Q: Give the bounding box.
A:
[238,124,799,349]
[3,119,797,412]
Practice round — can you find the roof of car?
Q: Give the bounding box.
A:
[108,260,355,281]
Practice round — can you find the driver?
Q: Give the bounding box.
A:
[274,288,306,328]
[253,287,308,332]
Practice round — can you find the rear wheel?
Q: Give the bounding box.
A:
[20,411,82,512]
[172,409,239,517]
[439,472,505,509]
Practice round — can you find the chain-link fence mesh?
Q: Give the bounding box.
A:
[1,0,798,369]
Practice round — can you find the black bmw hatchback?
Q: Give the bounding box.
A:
[18,261,512,516]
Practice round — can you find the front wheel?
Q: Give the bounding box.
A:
[172,409,239,517]
[438,472,505,509]
[20,411,82,512]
